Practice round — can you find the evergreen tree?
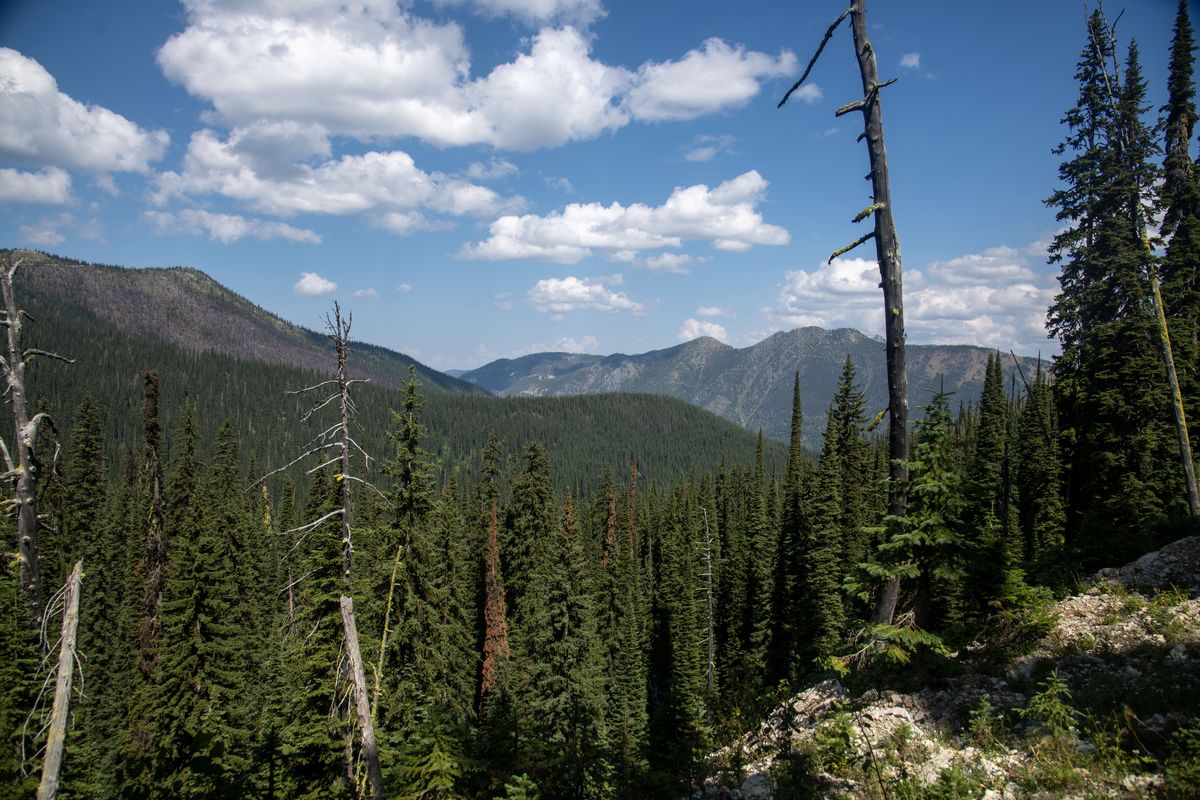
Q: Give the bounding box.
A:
[1047,16,1175,559]
[1161,0,1200,462]
[1017,365,1066,571]
[963,353,1010,614]
[768,373,806,684]
[150,422,253,798]
[831,357,869,576]
[847,391,964,661]
[518,492,610,799]
[801,408,847,666]
[280,468,351,799]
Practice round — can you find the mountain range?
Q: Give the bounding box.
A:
[460,330,1043,445]
[8,250,1043,448]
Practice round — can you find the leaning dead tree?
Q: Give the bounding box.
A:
[1083,9,1200,517]
[779,0,909,624]
[35,560,82,800]
[0,255,73,640]
[255,302,383,799]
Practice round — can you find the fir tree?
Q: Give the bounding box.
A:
[1017,365,1066,571]
[150,422,252,798]
[1047,16,1175,559]
[1161,0,1200,466]
[802,408,847,665]
[768,373,806,684]
[518,492,610,799]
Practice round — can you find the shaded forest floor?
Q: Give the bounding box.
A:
[707,537,1200,799]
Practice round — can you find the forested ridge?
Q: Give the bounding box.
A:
[3,3,1200,800]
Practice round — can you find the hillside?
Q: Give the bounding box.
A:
[461,328,1045,445]
[4,259,782,487]
[5,249,486,396]
[709,537,1200,799]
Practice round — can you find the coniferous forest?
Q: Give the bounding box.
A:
[3,3,1200,799]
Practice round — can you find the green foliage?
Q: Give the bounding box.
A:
[391,709,467,800]
[1165,722,1200,799]
[1019,671,1080,739]
[500,773,541,800]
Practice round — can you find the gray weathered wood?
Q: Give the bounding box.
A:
[37,560,82,800]
[341,595,383,799]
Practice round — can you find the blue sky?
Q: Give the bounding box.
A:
[0,0,1192,369]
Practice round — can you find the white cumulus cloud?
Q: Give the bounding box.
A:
[462,170,788,263]
[768,241,1058,355]
[696,305,731,317]
[644,252,696,274]
[353,288,380,299]
[625,39,796,121]
[155,2,792,150]
[293,271,338,295]
[900,52,921,69]
[527,275,642,313]
[678,318,729,343]
[0,48,168,173]
[144,209,321,244]
[0,167,72,204]
[153,124,521,224]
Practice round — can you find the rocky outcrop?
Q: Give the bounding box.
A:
[701,537,1200,799]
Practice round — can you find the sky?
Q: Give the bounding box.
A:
[0,0,1193,370]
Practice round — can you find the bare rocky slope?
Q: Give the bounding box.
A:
[704,538,1200,799]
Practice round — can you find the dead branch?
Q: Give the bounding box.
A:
[829,231,876,262]
[22,349,74,366]
[778,7,852,108]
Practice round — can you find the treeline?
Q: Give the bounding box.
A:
[0,345,1119,799]
[2,283,781,493]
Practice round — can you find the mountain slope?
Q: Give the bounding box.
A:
[7,249,485,395]
[1,250,781,487]
[463,328,1045,444]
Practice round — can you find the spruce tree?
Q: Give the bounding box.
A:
[768,373,806,684]
[802,408,847,666]
[280,468,351,799]
[150,422,252,798]
[831,357,869,576]
[1161,0,1200,467]
[1017,365,1066,572]
[517,492,610,799]
[963,353,1009,614]
[1047,16,1175,559]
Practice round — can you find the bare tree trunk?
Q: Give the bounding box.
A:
[330,304,355,585]
[37,560,82,800]
[341,596,383,800]
[780,1,908,625]
[1151,269,1200,515]
[0,258,72,642]
[2,260,42,635]
[849,0,910,625]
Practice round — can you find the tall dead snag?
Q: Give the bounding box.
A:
[779,0,909,625]
[0,255,73,640]
[36,560,82,800]
[255,301,383,799]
